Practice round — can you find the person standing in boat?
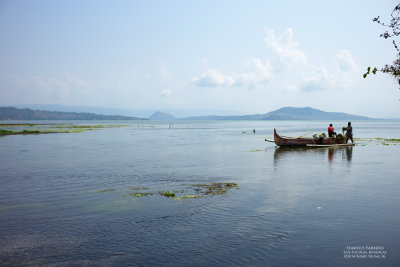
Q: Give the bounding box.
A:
[343,122,353,143]
[328,124,336,137]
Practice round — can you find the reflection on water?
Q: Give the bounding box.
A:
[274,146,353,167]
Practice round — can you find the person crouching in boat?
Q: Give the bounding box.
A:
[343,122,353,143]
[328,124,336,137]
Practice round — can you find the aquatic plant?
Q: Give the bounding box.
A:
[336,134,345,140]
[0,124,132,136]
[182,195,199,199]
[96,188,116,193]
[0,129,46,135]
[129,192,153,197]
[0,129,12,134]
[190,183,239,196]
[129,186,150,191]
[163,191,175,197]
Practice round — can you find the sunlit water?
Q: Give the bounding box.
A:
[1,120,399,266]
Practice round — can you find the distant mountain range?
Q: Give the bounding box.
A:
[0,107,147,120]
[180,107,371,121]
[0,106,372,121]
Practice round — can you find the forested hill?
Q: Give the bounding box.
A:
[0,107,147,120]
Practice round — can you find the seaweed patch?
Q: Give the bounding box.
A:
[96,188,116,193]
[119,182,239,201]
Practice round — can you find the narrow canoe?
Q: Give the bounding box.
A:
[272,128,347,147]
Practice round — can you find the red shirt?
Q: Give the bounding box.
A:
[328,126,334,133]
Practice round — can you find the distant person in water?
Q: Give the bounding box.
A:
[343,122,353,143]
[328,123,336,137]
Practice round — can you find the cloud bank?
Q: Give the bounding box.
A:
[192,28,359,94]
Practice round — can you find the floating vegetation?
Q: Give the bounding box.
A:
[189,183,239,196]
[250,149,264,152]
[163,191,176,197]
[0,123,56,127]
[0,129,49,135]
[0,124,132,136]
[130,192,153,197]
[354,137,400,146]
[129,186,150,191]
[96,188,116,193]
[385,138,400,142]
[182,195,199,199]
[119,182,239,201]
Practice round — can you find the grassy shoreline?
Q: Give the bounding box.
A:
[0,123,131,136]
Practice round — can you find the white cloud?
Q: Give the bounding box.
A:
[301,66,331,91]
[192,69,234,87]
[300,50,359,92]
[264,28,307,66]
[192,28,308,89]
[335,49,358,71]
[192,59,273,89]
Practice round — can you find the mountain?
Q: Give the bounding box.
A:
[13,104,155,118]
[259,107,370,120]
[1,106,372,121]
[149,111,176,120]
[0,107,148,120]
[182,107,371,120]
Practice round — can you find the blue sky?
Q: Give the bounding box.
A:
[0,0,399,118]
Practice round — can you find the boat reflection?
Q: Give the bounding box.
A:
[273,146,353,167]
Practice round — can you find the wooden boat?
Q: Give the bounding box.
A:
[306,143,355,148]
[271,128,348,147]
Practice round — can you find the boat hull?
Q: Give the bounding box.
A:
[273,128,347,147]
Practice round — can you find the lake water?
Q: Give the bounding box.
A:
[0,120,399,266]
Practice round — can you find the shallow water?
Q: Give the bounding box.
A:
[0,120,399,266]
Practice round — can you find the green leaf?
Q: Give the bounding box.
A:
[363,73,367,79]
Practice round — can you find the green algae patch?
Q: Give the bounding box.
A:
[0,123,56,127]
[96,182,239,201]
[385,138,400,142]
[182,195,199,199]
[0,129,58,135]
[0,124,132,136]
[189,182,239,196]
[130,192,153,197]
[96,188,116,193]
[353,137,400,146]
[163,191,176,197]
[129,186,150,191]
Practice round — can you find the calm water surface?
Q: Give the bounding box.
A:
[0,120,399,266]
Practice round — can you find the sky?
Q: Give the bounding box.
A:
[0,0,399,118]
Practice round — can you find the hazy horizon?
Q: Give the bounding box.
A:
[2,103,389,119]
